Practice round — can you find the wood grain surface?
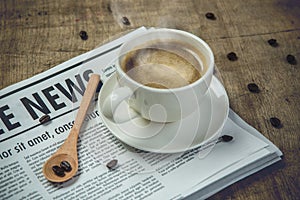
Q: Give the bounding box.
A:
[1,0,299,199]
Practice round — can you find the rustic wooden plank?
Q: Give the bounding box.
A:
[0,0,299,199]
[209,36,300,200]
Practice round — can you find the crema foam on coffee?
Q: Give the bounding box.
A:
[121,42,206,89]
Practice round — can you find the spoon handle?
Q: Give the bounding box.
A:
[73,74,100,132]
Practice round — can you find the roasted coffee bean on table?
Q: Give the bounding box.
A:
[121,16,130,25]
[205,12,216,20]
[60,161,72,172]
[286,54,297,65]
[270,117,283,128]
[247,83,260,93]
[267,39,278,47]
[227,52,238,61]
[52,165,65,177]
[79,30,88,40]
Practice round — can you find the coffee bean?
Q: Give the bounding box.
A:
[227,52,238,61]
[38,11,48,16]
[39,114,51,124]
[106,159,118,170]
[270,117,282,128]
[121,17,130,25]
[107,4,112,13]
[285,98,290,103]
[267,39,278,47]
[79,31,88,40]
[221,135,233,142]
[52,166,65,177]
[286,54,297,65]
[205,12,216,20]
[60,161,72,172]
[247,83,260,93]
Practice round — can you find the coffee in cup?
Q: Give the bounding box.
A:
[121,41,207,89]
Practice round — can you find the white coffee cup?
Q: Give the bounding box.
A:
[102,28,214,123]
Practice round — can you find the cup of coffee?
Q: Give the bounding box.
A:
[102,28,214,123]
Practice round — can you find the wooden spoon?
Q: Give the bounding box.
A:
[43,74,100,182]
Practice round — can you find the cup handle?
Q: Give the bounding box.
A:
[102,86,133,120]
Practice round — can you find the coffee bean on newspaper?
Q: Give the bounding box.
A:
[221,135,233,142]
[39,114,51,124]
[106,159,118,170]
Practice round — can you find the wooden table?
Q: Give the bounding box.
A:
[1,0,299,199]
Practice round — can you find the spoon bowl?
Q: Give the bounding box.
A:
[43,154,78,182]
[43,74,100,183]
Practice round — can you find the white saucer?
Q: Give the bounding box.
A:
[98,73,229,153]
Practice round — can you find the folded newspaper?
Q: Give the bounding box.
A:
[0,27,282,200]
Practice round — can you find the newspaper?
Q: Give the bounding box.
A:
[0,27,282,200]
